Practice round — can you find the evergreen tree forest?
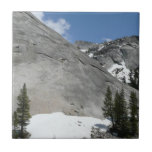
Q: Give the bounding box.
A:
[12,83,31,139]
[102,86,114,127]
[102,86,139,138]
[129,67,139,90]
[129,91,139,137]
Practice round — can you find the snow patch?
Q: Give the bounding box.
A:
[89,53,93,58]
[26,112,111,139]
[80,49,88,53]
[98,45,104,50]
[108,61,130,83]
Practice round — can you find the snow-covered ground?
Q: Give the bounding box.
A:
[108,61,130,83]
[26,112,111,139]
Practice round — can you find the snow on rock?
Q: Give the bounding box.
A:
[89,53,94,58]
[26,112,111,139]
[108,61,130,83]
[80,49,88,53]
[98,45,104,51]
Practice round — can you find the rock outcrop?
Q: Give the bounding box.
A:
[13,12,138,119]
[75,36,139,82]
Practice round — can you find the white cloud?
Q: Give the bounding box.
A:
[32,12,71,40]
[44,18,70,36]
[32,12,44,21]
[102,38,112,42]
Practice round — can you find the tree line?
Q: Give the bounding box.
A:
[102,86,139,138]
[122,67,139,90]
[13,83,138,139]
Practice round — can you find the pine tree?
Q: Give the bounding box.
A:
[113,88,129,137]
[118,88,129,137]
[13,111,18,130]
[102,86,114,127]
[12,111,19,138]
[16,83,31,138]
[129,91,139,137]
[113,91,121,130]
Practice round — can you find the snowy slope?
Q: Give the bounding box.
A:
[107,61,130,83]
[26,112,111,139]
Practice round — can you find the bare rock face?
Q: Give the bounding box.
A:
[75,37,139,82]
[75,41,98,50]
[13,12,138,119]
[75,37,139,70]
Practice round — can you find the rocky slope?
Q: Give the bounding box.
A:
[75,36,139,82]
[13,12,138,119]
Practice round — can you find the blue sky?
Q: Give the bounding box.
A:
[32,12,139,43]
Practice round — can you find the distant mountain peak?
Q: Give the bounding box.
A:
[75,36,139,83]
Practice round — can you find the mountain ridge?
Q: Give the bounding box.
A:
[13,12,138,119]
[75,36,139,82]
